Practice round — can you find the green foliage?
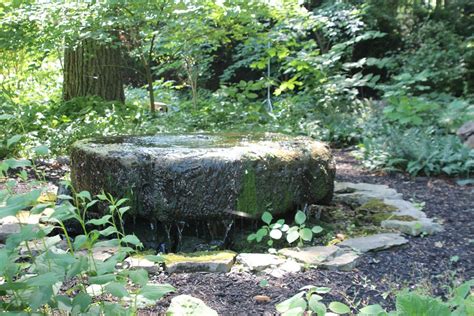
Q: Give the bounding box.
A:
[379,21,469,97]
[247,210,323,249]
[357,95,473,177]
[277,280,474,316]
[1,0,473,179]
[276,285,350,315]
[0,157,174,313]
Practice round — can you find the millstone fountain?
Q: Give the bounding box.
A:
[70,133,335,251]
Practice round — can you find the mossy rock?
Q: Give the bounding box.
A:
[163,250,237,273]
[70,133,335,221]
[355,199,417,225]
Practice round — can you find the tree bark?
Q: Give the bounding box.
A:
[63,39,125,102]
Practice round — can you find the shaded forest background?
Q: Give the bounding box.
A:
[1,0,473,177]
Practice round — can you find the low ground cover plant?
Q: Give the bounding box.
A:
[0,158,174,314]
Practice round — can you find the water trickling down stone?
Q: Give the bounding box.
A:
[70,133,335,250]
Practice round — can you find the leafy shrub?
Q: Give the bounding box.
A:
[359,125,474,176]
[357,95,474,177]
[378,20,468,97]
[0,159,174,313]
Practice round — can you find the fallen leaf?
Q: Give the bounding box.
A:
[254,295,271,303]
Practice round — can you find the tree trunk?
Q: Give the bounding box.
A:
[63,39,125,102]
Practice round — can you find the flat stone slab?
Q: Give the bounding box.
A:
[320,250,360,271]
[236,253,285,271]
[165,251,236,273]
[382,218,443,236]
[383,199,427,219]
[339,233,408,253]
[264,259,303,278]
[278,246,339,265]
[335,181,442,236]
[70,133,335,221]
[335,182,403,205]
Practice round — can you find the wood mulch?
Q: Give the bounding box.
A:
[146,148,474,315]
[3,150,473,315]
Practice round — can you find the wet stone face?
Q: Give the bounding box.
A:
[70,133,335,224]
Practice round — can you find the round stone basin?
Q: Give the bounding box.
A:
[70,133,335,222]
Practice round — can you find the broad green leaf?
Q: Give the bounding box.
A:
[247,233,256,242]
[130,269,149,287]
[294,211,306,225]
[87,215,112,226]
[0,203,30,218]
[0,188,42,218]
[72,292,92,313]
[33,145,49,156]
[308,297,326,315]
[312,226,323,234]
[102,302,128,315]
[73,235,88,250]
[121,234,143,247]
[4,159,31,169]
[96,257,120,275]
[270,229,282,240]
[29,285,54,310]
[99,226,118,236]
[139,284,175,300]
[115,198,128,207]
[44,250,77,266]
[276,292,306,314]
[7,135,22,148]
[56,295,72,312]
[329,301,350,314]
[306,286,332,294]
[359,304,387,316]
[0,282,29,291]
[26,272,62,287]
[261,211,273,225]
[286,230,299,244]
[256,228,268,242]
[89,273,116,285]
[118,206,130,215]
[30,203,51,214]
[77,191,92,201]
[67,255,89,279]
[93,238,120,248]
[299,228,313,241]
[105,282,129,298]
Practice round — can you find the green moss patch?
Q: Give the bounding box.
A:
[163,250,236,264]
[356,199,398,213]
[236,167,259,215]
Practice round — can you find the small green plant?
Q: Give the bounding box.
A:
[360,279,474,315]
[277,280,474,316]
[0,156,175,313]
[247,210,323,248]
[276,285,351,315]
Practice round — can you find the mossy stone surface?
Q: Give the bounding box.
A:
[70,133,335,221]
[164,250,237,273]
